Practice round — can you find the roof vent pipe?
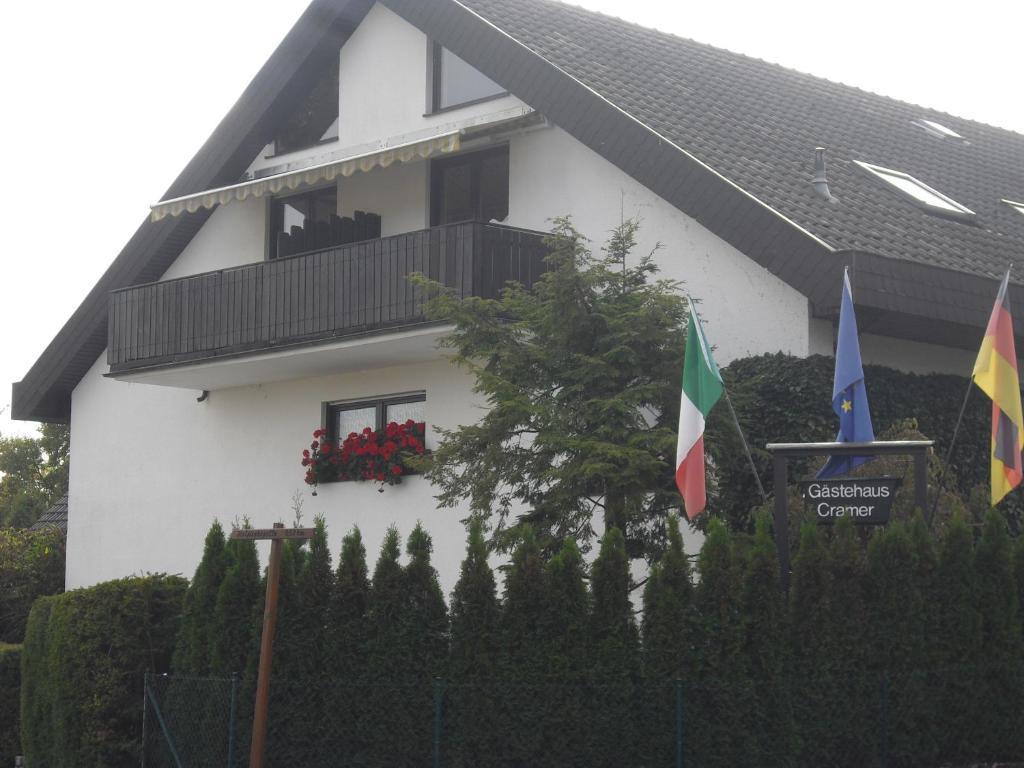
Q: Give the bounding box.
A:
[812,147,837,203]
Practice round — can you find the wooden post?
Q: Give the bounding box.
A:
[230,523,315,768]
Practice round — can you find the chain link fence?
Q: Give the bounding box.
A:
[143,667,1024,767]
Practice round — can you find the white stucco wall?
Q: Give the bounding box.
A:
[68,354,480,591]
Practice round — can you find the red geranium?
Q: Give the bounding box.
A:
[300,421,427,491]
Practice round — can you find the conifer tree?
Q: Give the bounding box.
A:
[421,218,688,558]
[973,509,1024,760]
[788,522,835,768]
[327,526,370,766]
[825,516,873,768]
[447,520,501,768]
[364,526,405,765]
[173,520,227,675]
[289,517,333,760]
[264,538,303,766]
[210,531,262,675]
[588,527,639,766]
[866,522,929,766]
[640,514,693,766]
[742,514,794,768]
[934,512,982,762]
[399,524,450,767]
[692,518,752,767]
[543,537,590,767]
[500,527,549,765]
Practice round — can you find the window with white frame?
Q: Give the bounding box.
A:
[855,161,975,220]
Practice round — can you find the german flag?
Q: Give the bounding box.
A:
[973,270,1024,506]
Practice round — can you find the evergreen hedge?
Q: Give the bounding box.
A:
[20,574,186,768]
[709,353,1021,530]
[151,511,1024,768]
[0,643,20,768]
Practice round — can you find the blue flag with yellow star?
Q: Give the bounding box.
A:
[818,269,875,478]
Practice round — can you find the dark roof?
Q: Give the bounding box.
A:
[30,493,68,533]
[12,0,1024,421]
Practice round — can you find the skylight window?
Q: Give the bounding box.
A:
[1002,199,1024,217]
[855,161,975,219]
[912,118,964,140]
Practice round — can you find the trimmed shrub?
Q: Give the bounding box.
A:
[0,643,20,768]
[0,526,65,643]
[448,520,501,768]
[20,574,186,768]
[172,520,227,675]
[708,353,1013,530]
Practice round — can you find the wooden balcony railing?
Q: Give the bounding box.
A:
[107,221,548,372]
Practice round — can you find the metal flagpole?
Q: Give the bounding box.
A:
[927,381,973,526]
[687,296,769,507]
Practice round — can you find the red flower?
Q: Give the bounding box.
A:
[391,465,403,476]
[302,449,310,458]
[362,427,373,435]
[311,440,319,450]
[375,471,385,481]
[416,445,425,454]
[405,419,415,428]
[321,442,331,454]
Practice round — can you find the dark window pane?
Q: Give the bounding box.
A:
[431,146,509,226]
[438,164,474,224]
[479,151,510,222]
[384,400,425,426]
[276,57,339,154]
[437,47,504,110]
[334,406,376,441]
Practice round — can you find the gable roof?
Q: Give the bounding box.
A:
[12,0,1024,421]
[30,493,68,533]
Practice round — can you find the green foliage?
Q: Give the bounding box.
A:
[708,353,1010,530]
[742,515,794,767]
[692,518,753,767]
[934,513,982,761]
[209,529,261,675]
[448,520,501,768]
[641,514,693,679]
[172,520,227,675]
[20,574,186,768]
[588,527,639,765]
[0,525,65,643]
[972,509,1024,760]
[789,523,835,766]
[0,423,69,528]
[420,217,687,559]
[0,643,20,768]
[500,528,549,764]
[541,536,589,766]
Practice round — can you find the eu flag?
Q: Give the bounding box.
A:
[818,269,875,478]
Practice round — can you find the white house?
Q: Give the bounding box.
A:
[12,0,1024,592]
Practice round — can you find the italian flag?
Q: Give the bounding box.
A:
[676,305,723,519]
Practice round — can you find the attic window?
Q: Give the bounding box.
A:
[430,43,506,112]
[855,161,975,220]
[912,119,964,140]
[274,56,339,155]
[1002,199,1024,216]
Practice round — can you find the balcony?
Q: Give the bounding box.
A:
[106,222,547,387]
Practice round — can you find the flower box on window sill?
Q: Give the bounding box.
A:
[301,421,427,493]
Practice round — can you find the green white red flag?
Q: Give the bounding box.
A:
[676,304,723,519]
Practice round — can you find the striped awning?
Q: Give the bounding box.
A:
[150,131,461,222]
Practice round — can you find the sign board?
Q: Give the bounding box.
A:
[798,477,902,525]
[229,527,316,541]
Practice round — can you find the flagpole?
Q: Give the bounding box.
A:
[686,296,769,507]
[927,379,973,526]
[723,388,770,506]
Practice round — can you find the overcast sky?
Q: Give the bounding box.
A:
[2,0,1022,438]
